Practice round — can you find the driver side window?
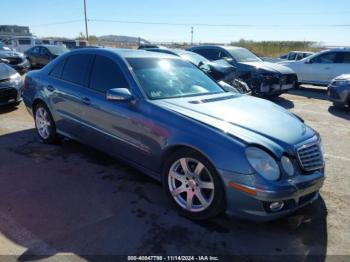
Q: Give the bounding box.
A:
[89,55,129,94]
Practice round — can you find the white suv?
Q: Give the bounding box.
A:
[279,48,350,86]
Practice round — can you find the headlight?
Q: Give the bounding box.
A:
[281,156,295,177]
[246,147,280,181]
[10,73,22,85]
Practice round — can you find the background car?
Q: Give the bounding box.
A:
[0,62,23,107]
[1,36,39,53]
[279,48,350,86]
[188,45,297,97]
[279,51,314,61]
[144,47,250,94]
[328,74,350,108]
[25,45,69,68]
[0,45,30,74]
[22,48,324,221]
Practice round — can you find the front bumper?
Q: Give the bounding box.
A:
[327,84,350,105]
[0,87,22,106]
[259,74,297,96]
[219,169,325,222]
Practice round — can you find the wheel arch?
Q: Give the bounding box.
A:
[32,98,46,113]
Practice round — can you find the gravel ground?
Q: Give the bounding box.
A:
[0,86,349,261]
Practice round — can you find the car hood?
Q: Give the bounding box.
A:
[154,93,315,154]
[0,63,14,80]
[0,50,23,59]
[240,61,295,74]
[334,74,350,80]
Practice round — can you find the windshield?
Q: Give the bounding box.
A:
[179,51,210,66]
[127,58,224,99]
[227,48,261,62]
[46,46,69,55]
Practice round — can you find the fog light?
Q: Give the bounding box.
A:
[269,201,284,212]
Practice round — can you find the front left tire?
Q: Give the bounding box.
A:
[34,103,58,143]
[163,149,225,220]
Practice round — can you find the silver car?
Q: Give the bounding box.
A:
[328,74,350,108]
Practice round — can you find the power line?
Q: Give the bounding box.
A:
[89,18,350,28]
[31,19,84,27]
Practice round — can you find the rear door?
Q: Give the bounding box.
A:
[38,47,51,66]
[306,51,337,84]
[47,54,93,138]
[28,46,41,65]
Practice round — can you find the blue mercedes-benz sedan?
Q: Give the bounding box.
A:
[22,48,325,221]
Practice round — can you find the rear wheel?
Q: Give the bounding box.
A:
[163,149,225,220]
[34,103,58,143]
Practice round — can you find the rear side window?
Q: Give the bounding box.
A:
[89,55,129,93]
[337,52,350,63]
[49,59,66,78]
[61,54,92,86]
[193,48,221,61]
[31,46,40,54]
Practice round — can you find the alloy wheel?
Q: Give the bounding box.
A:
[168,157,215,212]
[35,107,51,139]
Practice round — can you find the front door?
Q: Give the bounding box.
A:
[80,55,151,165]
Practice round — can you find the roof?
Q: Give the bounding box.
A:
[68,47,181,59]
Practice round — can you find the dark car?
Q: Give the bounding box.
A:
[328,74,350,108]
[138,44,164,49]
[188,45,298,97]
[0,46,30,74]
[144,48,250,94]
[0,62,23,107]
[25,45,69,68]
[22,48,325,221]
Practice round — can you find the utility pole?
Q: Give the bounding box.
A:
[190,26,194,45]
[84,0,89,41]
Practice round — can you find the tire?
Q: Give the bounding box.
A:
[333,102,345,108]
[34,103,58,144]
[163,149,225,220]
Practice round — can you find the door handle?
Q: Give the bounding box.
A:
[81,97,91,105]
[324,67,330,70]
[46,85,55,92]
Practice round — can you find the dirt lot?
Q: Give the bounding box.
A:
[0,86,349,261]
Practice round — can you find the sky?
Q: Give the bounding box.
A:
[1,0,350,45]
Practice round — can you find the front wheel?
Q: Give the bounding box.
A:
[163,149,225,220]
[34,103,58,143]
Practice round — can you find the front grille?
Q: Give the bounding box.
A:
[6,57,23,65]
[297,142,324,171]
[0,88,17,103]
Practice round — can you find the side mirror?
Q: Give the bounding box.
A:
[106,88,133,101]
[222,57,233,63]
